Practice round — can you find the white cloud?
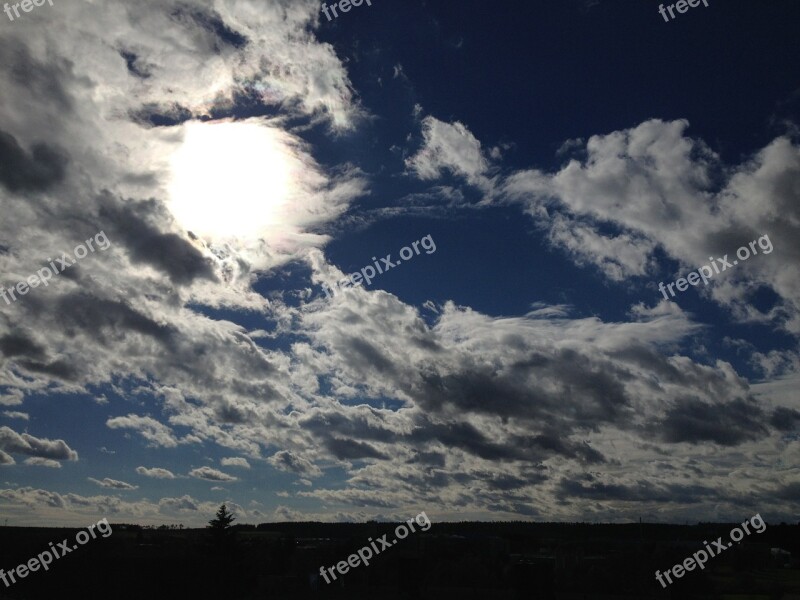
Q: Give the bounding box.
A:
[0,426,78,462]
[106,415,179,448]
[88,477,138,490]
[189,466,238,482]
[2,411,29,421]
[136,466,176,479]
[503,119,800,333]
[23,457,61,468]
[406,116,494,191]
[220,457,250,469]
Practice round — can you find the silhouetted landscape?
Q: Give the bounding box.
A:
[0,519,798,599]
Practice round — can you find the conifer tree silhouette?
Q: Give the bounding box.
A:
[208,503,235,531]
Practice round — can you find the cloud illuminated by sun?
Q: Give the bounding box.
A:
[167,119,300,241]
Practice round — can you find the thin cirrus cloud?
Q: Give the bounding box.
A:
[2,411,29,421]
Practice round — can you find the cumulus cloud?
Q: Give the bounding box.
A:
[158,495,199,513]
[267,450,322,477]
[0,426,78,463]
[502,119,800,334]
[136,466,176,479]
[406,115,494,190]
[189,466,237,482]
[23,458,61,468]
[220,457,250,469]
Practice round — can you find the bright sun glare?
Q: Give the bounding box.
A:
[168,120,295,240]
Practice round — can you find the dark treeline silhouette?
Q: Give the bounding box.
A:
[0,517,797,599]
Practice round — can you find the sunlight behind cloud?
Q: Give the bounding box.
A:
[167,120,298,241]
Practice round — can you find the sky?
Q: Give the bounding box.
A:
[0,0,798,527]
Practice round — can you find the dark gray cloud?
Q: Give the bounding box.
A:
[557,476,718,504]
[268,450,321,477]
[1,331,75,381]
[770,407,800,432]
[0,332,47,360]
[657,397,768,446]
[775,482,800,502]
[98,195,217,286]
[56,292,178,349]
[0,130,67,193]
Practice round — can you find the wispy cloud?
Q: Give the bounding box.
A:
[189,467,237,482]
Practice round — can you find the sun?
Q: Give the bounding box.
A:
[167,119,296,241]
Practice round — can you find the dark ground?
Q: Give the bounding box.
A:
[0,520,798,599]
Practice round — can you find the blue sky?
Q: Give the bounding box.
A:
[0,0,798,526]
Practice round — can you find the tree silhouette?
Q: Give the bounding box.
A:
[208,503,235,531]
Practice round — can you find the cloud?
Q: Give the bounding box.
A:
[502,119,800,334]
[546,214,657,281]
[189,466,237,482]
[0,390,24,406]
[657,397,768,446]
[0,0,796,527]
[220,457,250,469]
[106,415,179,448]
[97,195,217,286]
[136,466,176,479]
[0,486,227,525]
[158,495,199,512]
[2,411,29,420]
[267,450,322,477]
[88,477,138,490]
[0,486,66,509]
[406,115,493,190]
[23,458,61,468]
[0,426,78,462]
[0,130,67,193]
